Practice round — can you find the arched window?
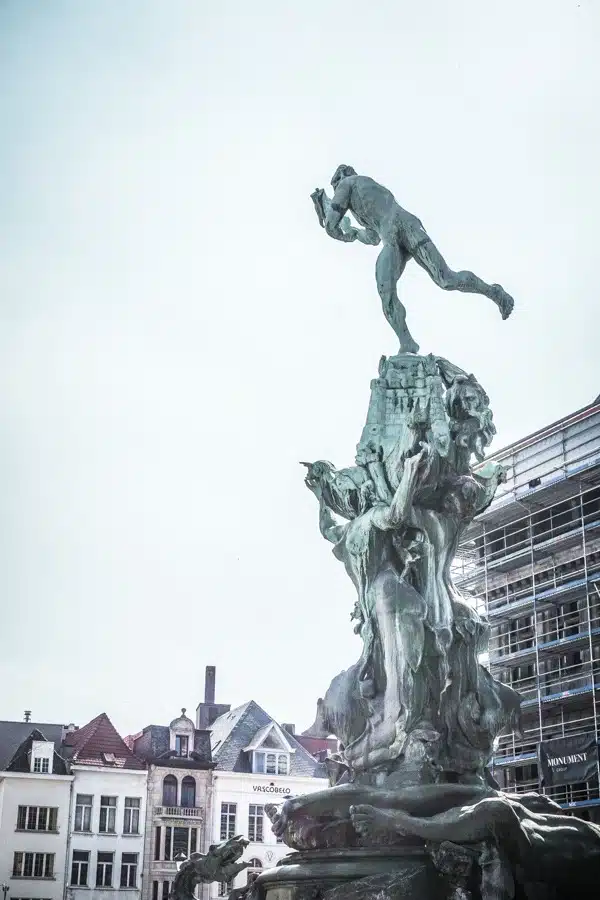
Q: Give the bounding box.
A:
[180,776,196,809]
[246,860,262,885]
[162,774,178,807]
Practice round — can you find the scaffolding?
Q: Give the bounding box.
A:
[456,399,600,822]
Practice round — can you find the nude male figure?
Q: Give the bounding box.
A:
[312,165,514,354]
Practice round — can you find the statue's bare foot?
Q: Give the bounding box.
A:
[350,804,412,840]
[491,285,514,320]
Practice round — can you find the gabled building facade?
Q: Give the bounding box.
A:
[208,700,329,898]
[130,708,214,900]
[0,721,72,900]
[61,713,147,900]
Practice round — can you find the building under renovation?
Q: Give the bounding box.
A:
[455,395,600,823]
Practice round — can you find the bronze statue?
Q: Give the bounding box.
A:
[312,166,514,354]
[171,836,250,900]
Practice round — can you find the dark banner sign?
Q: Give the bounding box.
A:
[539,733,599,786]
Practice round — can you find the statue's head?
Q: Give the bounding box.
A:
[446,374,489,420]
[331,164,357,189]
[446,374,496,461]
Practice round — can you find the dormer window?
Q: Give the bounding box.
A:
[253,752,289,775]
[30,741,54,775]
[169,709,194,757]
[175,735,189,757]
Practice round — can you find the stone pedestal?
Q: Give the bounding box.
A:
[254,848,446,900]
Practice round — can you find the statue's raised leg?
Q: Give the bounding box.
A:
[411,240,514,320]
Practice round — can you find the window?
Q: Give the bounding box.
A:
[248,805,264,842]
[162,882,170,900]
[16,807,58,832]
[124,798,141,834]
[173,827,189,857]
[152,882,159,900]
[162,774,178,807]
[154,826,162,861]
[218,881,233,897]
[163,827,197,860]
[253,752,290,775]
[71,851,89,886]
[247,859,262,874]
[220,803,237,840]
[74,795,93,832]
[32,758,49,774]
[13,853,54,879]
[120,853,138,889]
[175,734,189,757]
[180,776,196,809]
[99,796,117,833]
[96,852,113,888]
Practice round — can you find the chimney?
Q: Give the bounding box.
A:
[204,666,216,705]
[282,723,295,735]
[24,710,31,723]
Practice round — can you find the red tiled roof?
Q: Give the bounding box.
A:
[122,731,143,752]
[66,713,145,770]
[295,735,338,757]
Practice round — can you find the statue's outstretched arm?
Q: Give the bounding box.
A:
[324,181,356,243]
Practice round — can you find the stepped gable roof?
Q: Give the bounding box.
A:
[0,720,66,770]
[210,700,323,776]
[4,727,69,775]
[62,713,144,770]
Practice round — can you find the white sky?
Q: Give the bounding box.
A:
[1,0,598,738]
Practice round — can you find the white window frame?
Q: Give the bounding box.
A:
[120,853,138,889]
[248,805,264,842]
[13,852,55,879]
[123,797,141,835]
[220,803,236,840]
[71,851,89,887]
[99,796,117,834]
[253,751,290,775]
[32,757,49,774]
[96,851,114,887]
[74,795,93,832]
[16,806,57,832]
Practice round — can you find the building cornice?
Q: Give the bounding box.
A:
[0,772,73,781]
[70,764,147,776]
